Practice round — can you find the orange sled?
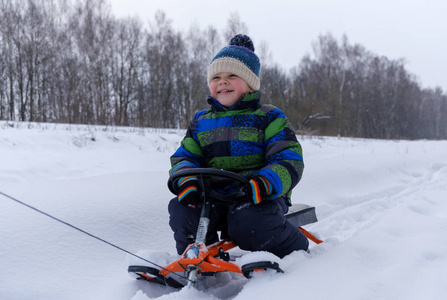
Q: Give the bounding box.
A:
[128,168,321,288]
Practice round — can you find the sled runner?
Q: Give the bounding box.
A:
[128,168,321,288]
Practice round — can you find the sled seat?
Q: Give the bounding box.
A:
[285,204,318,227]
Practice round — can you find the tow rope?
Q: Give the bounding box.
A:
[0,190,191,283]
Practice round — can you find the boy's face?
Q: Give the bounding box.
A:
[209,72,254,107]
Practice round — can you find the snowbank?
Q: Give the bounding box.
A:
[1,121,446,299]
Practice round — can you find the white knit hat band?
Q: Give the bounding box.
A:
[207,57,260,91]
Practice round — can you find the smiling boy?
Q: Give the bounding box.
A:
[168,34,309,258]
[209,72,254,107]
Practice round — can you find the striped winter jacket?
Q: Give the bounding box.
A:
[170,91,304,201]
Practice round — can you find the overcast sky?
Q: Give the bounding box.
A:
[109,0,447,91]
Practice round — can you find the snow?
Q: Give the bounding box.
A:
[1,121,447,300]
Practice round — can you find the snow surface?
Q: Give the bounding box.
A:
[1,121,447,300]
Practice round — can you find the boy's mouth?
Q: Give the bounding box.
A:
[218,89,233,94]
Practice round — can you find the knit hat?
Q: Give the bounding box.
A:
[207,34,261,91]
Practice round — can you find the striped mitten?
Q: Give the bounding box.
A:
[243,176,272,205]
[177,176,199,206]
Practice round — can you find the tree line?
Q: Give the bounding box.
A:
[1,0,446,139]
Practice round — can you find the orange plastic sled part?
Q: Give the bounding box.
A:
[298,227,323,244]
[160,239,242,277]
[160,229,323,278]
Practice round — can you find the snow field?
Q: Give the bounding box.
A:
[1,121,447,299]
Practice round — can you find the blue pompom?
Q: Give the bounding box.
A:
[229,34,255,52]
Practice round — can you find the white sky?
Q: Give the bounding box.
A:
[109,0,447,91]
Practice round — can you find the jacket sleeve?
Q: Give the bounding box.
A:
[255,107,304,199]
[169,114,205,175]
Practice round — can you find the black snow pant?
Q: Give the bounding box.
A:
[168,197,309,258]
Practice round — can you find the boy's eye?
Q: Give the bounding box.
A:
[229,74,238,77]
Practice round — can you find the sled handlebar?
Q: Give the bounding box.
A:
[168,168,249,205]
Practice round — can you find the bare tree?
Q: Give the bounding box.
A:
[70,0,115,124]
[139,11,186,128]
[111,17,142,126]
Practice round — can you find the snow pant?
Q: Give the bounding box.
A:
[168,197,309,258]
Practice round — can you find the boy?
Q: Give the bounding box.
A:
[168,34,308,258]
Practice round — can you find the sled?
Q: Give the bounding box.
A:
[128,168,321,288]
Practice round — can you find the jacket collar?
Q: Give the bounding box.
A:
[207,91,261,113]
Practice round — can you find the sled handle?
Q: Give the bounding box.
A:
[168,168,249,204]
